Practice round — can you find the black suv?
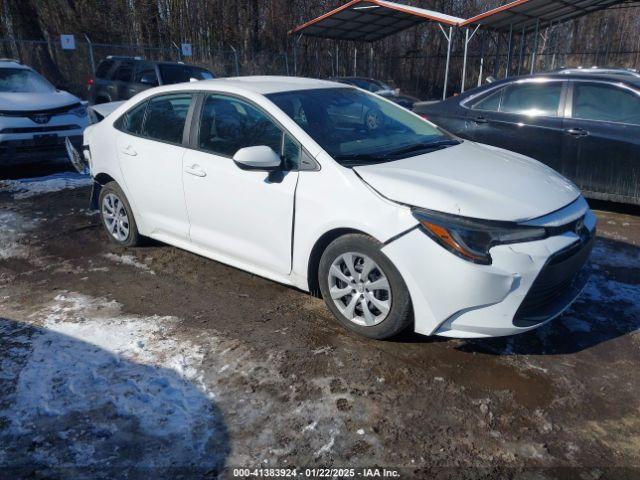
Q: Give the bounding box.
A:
[88,56,214,104]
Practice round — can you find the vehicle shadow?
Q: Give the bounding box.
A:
[391,237,640,356]
[0,317,230,479]
[0,158,74,181]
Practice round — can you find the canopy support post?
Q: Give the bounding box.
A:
[530,19,540,74]
[439,24,453,100]
[493,30,501,78]
[518,25,526,76]
[353,46,358,76]
[461,25,479,93]
[369,44,374,77]
[293,34,303,76]
[506,24,513,78]
[478,30,486,87]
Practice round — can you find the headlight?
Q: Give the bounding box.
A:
[69,105,87,117]
[412,208,547,265]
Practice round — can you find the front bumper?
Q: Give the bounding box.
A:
[382,201,596,338]
[0,114,86,164]
[0,135,84,164]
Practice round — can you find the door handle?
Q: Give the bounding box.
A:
[565,128,589,138]
[473,116,488,124]
[121,145,137,156]
[185,164,207,177]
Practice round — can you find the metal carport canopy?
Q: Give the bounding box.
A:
[457,0,637,91]
[460,0,636,32]
[290,0,463,99]
[289,0,462,41]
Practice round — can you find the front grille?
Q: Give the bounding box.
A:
[514,229,595,327]
[0,135,82,158]
[1,125,81,134]
[0,102,81,117]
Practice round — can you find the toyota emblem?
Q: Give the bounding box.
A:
[32,114,51,124]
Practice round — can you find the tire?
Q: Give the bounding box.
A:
[98,182,141,247]
[318,234,412,339]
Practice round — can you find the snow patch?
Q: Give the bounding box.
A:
[591,242,640,269]
[103,253,155,274]
[0,292,228,473]
[1,172,92,200]
[0,210,36,259]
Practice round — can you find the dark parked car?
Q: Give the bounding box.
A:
[414,73,640,205]
[88,56,214,104]
[332,76,420,109]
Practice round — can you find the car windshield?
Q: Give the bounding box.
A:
[158,64,214,84]
[0,68,55,93]
[267,88,456,166]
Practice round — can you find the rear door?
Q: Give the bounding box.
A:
[562,80,640,202]
[466,80,567,174]
[116,93,194,240]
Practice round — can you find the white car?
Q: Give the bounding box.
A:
[78,76,596,340]
[0,59,88,164]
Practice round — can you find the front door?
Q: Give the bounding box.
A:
[562,81,640,202]
[182,93,300,276]
[117,92,194,240]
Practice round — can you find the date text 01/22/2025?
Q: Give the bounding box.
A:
[231,468,402,478]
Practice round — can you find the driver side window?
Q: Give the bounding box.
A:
[198,94,300,169]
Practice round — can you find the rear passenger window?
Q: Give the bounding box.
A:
[572,83,640,125]
[142,94,192,144]
[499,82,562,117]
[95,61,114,79]
[122,101,148,135]
[134,67,159,86]
[473,89,501,111]
[113,62,133,82]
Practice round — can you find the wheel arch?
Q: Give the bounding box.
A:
[89,173,117,210]
[94,172,116,186]
[306,227,373,297]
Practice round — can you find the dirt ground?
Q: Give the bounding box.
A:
[1,172,639,480]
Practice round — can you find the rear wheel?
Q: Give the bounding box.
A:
[98,182,141,247]
[318,234,412,339]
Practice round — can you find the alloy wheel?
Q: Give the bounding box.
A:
[327,252,391,326]
[101,193,130,242]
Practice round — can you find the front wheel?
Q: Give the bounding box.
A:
[98,182,141,247]
[318,234,412,339]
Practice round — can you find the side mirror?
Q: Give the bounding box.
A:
[233,146,282,171]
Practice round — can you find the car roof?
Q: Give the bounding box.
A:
[192,76,348,95]
[464,72,640,97]
[0,60,29,69]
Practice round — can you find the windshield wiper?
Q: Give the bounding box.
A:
[385,139,460,158]
[333,153,392,166]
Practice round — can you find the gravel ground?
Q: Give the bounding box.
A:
[1,173,639,480]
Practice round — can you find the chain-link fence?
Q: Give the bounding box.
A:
[0,37,260,100]
[2,35,640,103]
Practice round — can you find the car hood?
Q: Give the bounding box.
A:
[0,90,80,111]
[353,141,580,222]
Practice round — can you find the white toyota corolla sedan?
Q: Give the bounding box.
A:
[78,76,596,340]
